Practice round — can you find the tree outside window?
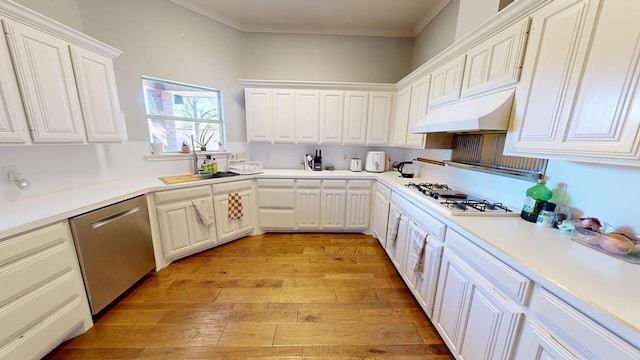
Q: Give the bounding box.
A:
[143,77,225,152]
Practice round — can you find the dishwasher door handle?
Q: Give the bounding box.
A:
[91,206,141,229]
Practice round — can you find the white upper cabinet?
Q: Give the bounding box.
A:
[461,17,529,98]
[342,91,368,145]
[392,85,411,147]
[70,46,123,142]
[319,90,344,144]
[0,22,27,143]
[365,92,393,145]
[0,7,124,145]
[429,54,466,108]
[506,0,640,165]
[295,90,320,144]
[407,76,430,148]
[271,89,296,143]
[245,88,272,142]
[4,19,86,143]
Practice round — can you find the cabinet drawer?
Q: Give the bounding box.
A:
[257,179,294,188]
[258,188,295,208]
[322,180,347,189]
[155,185,211,204]
[259,209,296,229]
[531,289,639,359]
[376,182,391,199]
[347,180,372,189]
[446,229,532,304]
[213,180,252,194]
[297,179,322,188]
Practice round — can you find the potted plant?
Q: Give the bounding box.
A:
[195,128,214,151]
[180,140,190,154]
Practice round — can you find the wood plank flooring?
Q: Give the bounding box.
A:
[45,233,454,359]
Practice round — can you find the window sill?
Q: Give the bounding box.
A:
[144,151,231,162]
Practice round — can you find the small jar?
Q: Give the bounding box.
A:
[536,202,557,227]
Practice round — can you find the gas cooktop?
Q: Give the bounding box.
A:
[404,182,519,216]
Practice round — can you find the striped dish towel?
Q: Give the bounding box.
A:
[408,225,429,275]
[228,192,243,219]
[386,207,402,244]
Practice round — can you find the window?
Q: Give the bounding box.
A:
[142,77,225,153]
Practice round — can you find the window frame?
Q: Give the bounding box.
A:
[142,76,227,153]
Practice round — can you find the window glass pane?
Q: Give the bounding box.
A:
[142,77,225,152]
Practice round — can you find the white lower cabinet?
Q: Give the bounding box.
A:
[516,289,640,360]
[344,180,372,231]
[295,180,322,231]
[213,180,255,243]
[385,207,409,271]
[434,247,524,359]
[257,179,296,230]
[320,180,347,230]
[0,222,92,360]
[155,185,218,261]
[372,183,391,247]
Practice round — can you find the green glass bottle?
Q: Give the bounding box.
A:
[521,178,552,222]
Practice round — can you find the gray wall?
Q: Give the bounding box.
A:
[411,0,459,69]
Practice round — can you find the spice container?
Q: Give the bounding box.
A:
[536,201,556,227]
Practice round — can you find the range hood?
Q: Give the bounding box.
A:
[411,89,515,133]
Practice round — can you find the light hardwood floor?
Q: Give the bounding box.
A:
[46,233,454,359]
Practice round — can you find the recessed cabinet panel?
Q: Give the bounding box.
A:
[272,89,296,143]
[70,46,122,142]
[461,18,529,98]
[366,92,393,145]
[0,22,27,143]
[4,19,85,143]
[342,91,368,145]
[295,90,320,143]
[429,55,466,108]
[392,86,411,146]
[407,76,429,148]
[245,88,272,142]
[319,90,344,144]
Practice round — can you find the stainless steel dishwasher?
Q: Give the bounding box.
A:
[70,195,155,315]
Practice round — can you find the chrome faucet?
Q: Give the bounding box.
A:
[191,135,198,175]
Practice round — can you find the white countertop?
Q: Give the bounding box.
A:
[1,169,638,346]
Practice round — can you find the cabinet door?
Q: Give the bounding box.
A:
[404,225,443,319]
[295,188,321,230]
[509,0,640,162]
[214,189,254,242]
[345,189,371,230]
[319,90,343,144]
[433,249,470,353]
[342,91,368,145]
[0,23,28,143]
[3,19,85,143]
[407,76,429,148]
[156,198,216,261]
[372,191,390,246]
[320,188,346,230]
[272,89,296,143]
[392,85,411,146]
[461,18,529,98]
[366,92,393,145]
[295,90,320,144]
[434,249,524,360]
[70,46,123,142]
[245,88,272,142]
[429,54,466,108]
[516,322,579,360]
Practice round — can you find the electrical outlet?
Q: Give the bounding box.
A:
[2,166,16,181]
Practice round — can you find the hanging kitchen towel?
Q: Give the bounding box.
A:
[408,225,429,275]
[228,192,243,220]
[191,198,214,226]
[386,207,402,244]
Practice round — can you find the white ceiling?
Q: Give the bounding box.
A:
[169,0,451,37]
